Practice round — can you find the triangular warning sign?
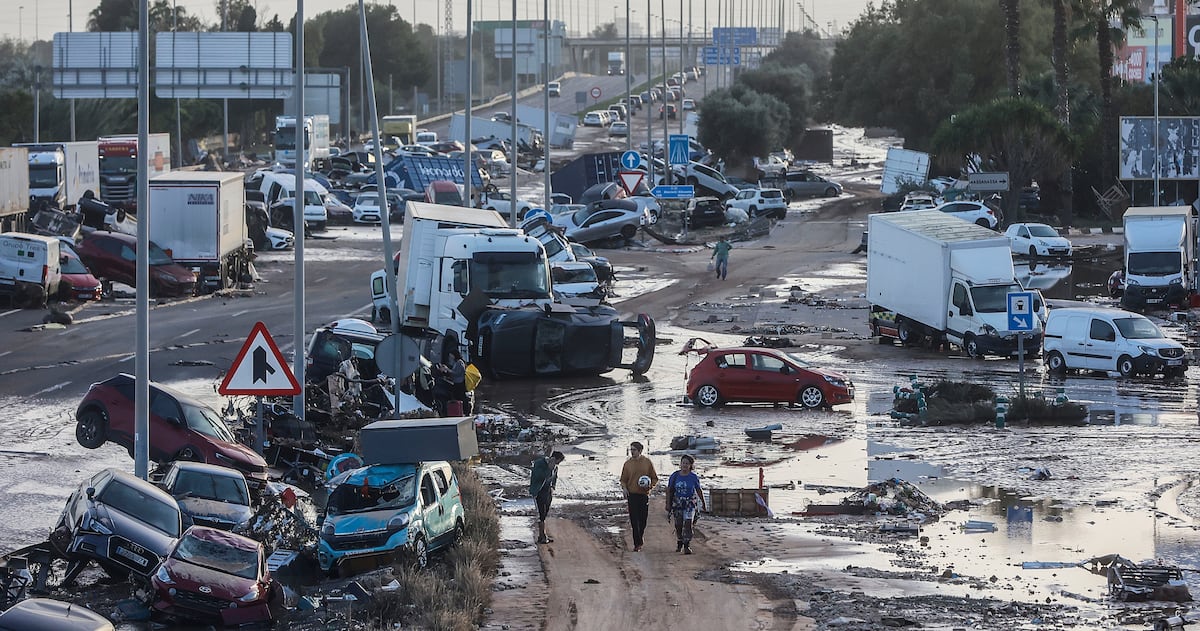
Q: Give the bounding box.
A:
[219,321,302,396]
[617,171,644,196]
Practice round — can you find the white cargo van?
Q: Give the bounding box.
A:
[1043,306,1187,378]
[0,232,63,307]
[251,171,330,231]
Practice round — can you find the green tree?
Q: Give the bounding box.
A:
[735,65,809,149]
[931,98,1074,222]
[1158,55,1200,116]
[0,89,34,145]
[1001,0,1022,96]
[696,85,789,171]
[761,30,830,79]
[1072,0,1141,185]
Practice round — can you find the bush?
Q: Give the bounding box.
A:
[1007,395,1088,424]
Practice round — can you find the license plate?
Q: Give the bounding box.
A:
[115,546,149,567]
[1148,298,1163,304]
[1168,359,1182,366]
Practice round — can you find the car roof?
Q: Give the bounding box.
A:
[1048,306,1139,319]
[183,524,261,552]
[100,466,180,506]
[170,461,247,479]
[103,373,214,412]
[330,463,422,488]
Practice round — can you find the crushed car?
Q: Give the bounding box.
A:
[148,525,278,625]
[155,461,254,531]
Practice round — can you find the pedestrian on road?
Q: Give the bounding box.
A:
[530,451,565,544]
[447,349,470,414]
[712,238,732,281]
[665,454,707,554]
[618,441,658,552]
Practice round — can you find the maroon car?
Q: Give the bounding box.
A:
[75,374,268,485]
[74,230,196,297]
[58,248,102,302]
[150,526,276,625]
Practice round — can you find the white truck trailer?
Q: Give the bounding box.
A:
[274,115,331,169]
[0,147,30,233]
[18,141,100,211]
[148,172,250,294]
[866,209,1040,357]
[1120,206,1196,310]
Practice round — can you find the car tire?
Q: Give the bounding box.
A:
[748,206,757,218]
[1118,355,1135,378]
[620,224,637,240]
[964,335,982,359]
[1046,351,1067,374]
[452,518,465,545]
[377,307,391,326]
[411,536,429,569]
[76,409,107,449]
[694,384,723,408]
[824,187,839,197]
[1029,246,1038,259]
[799,385,825,409]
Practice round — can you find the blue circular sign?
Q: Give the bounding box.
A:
[620,150,641,170]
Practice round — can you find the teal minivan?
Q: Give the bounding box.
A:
[317,461,464,572]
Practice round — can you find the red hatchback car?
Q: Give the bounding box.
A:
[682,339,854,408]
[75,374,268,484]
[75,230,196,297]
[150,526,277,625]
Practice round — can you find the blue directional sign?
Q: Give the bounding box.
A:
[1007,291,1036,332]
[702,46,741,66]
[669,134,691,166]
[651,185,695,199]
[712,27,757,46]
[620,150,641,171]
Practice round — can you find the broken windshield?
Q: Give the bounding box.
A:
[326,474,417,516]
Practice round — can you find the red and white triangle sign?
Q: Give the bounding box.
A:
[617,171,644,196]
[219,321,302,396]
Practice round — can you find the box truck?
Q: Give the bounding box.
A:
[381,115,418,145]
[148,172,251,294]
[98,133,172,212]
[0,147,30,233]
[0,232,61,307]
[607,51,626,75]
[18,141,100,211]
[1120,206,1196,311]
[274,115,331,169]
[866,210,1041,357]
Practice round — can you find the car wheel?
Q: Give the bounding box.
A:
[964,335,982,359]
[693,384,723,407]
[620,224,637,240]
[799,385,825,409]
[748,206,757,218]
[411,536,429,569]
[897,320,922,346]
[177,446,201,461]
[1118,355,1135,378]
[1029,246,1038,259]
[378,307,391,326]
[1046,351,1067,374]
[824,187,838,197]
[76,409,108,449]
[452,519,465,545]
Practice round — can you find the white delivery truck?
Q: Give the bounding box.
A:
[0,147,30,233]
[866,209,1041,357]
[148,172,250,294]
[607,51,626,75]
[18,141,100,211]
[1120,206,1196,311]
[370,202,655,377]
[274,115,331,169]
[0,232,62,307]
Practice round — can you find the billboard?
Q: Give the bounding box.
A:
[1114,16,1172,84]
[1119,116,1200,180]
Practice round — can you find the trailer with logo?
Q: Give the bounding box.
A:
[147,171,249,294]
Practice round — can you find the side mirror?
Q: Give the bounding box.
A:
[60,255,69,265]
[85,487,96,500]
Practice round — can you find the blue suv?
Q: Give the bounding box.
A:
[318,461,464,573]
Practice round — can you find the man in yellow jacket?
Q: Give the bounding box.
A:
[618,441,658,552]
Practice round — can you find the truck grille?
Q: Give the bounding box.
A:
[1160,348,1185,359]
[100,180,134,202]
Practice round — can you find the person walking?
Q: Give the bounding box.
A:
[711,238,732,280]
[618,441,658,552]
[447,349,470,414]
[529,451,565,544]
[665,454,707,554]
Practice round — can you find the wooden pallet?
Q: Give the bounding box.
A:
[709,488,769,517]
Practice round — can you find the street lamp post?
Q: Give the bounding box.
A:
[625,0,632,152]
[18,6,23,41]
[1152,14,1161,205]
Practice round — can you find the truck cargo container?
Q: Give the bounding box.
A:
[17,141,100,211]
[0,147,30,232]
[148,172,250,294]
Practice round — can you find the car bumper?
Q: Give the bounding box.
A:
[64,530,163,576]
[152,587,271,624]
[1133,353,1189,374]
[1038,246,1071,257]
[354,214,382,223]
[68,285,103,301]
[317,531,411,571]
[1122,284,1187,308]
[826,385,854,405]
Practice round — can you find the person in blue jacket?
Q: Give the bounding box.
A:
[664,454,708,554]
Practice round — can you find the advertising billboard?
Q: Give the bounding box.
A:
[1119,116,1200,180]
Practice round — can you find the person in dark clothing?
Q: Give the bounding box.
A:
[529,451,565,544]
[447,350,471,414]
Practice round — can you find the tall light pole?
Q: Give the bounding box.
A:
[660,0,668,185]
[544,0,552,210]
[509,0,517,228]
[18,6,23,41]
[625,0,631,152]
[1152,14,1161,205]
[464,0,474,208]
[646,0,653,187]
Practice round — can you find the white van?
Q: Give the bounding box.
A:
[0,232,63,307]
[415,130,438,145]
[1043,306,1187,378]
[251,171,330,231]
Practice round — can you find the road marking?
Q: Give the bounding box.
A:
[314,277,327,283]
[0,310,19,318]
[0,351,10,360]
[32,382,70,397]
[179,328,201,339]
[119,354,135,363]
[232,310,249,318]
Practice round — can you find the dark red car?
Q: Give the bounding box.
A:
[58,247,102,302]
[681,338,854,408]
[75,374,268,484]
[74,230,196,297]
[150,526,277,625]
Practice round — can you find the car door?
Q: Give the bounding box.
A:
[730,190,752,210]
[418,472,449,542]
[1011,226,1030,253]
[575,210,620,242]
[431,467,457,542]
[712,352,752,400]
[749,352,794,403]
[1086,317,1120,371]
[149,388,191,462]
[944,281,975,345]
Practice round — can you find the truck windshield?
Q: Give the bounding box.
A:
[326,474,416,516]
[29,165,59,188]
[1128,252,1182,276]
[1114,317,1164,340]
[969,284,1023,313]
[274,129,309,150]
[471,252,551,299]
[100,156,136,173]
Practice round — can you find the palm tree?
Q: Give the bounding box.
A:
[1074,0,1141,185]
[1051,0,1073,219]
[1001,0,1022,97]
